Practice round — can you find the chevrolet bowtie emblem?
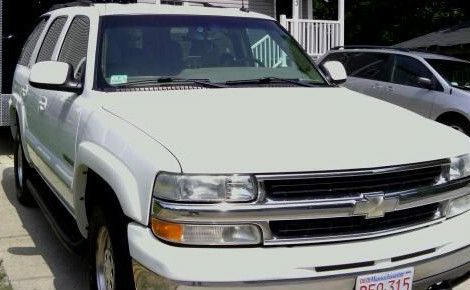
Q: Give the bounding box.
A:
[353,193,399,219]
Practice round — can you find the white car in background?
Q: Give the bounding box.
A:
[319,47,470,135]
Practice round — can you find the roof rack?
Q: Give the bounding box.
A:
[331,45,410,52]
[147,0,223,8]
[49,0,94,11]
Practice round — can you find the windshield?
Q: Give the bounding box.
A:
[426,58,470,90]
[95,15,326,89]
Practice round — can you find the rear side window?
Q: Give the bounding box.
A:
[36,17,68,63]
[391,55,433,88]
[348,52,391,81]
[58,16,90,76]
[18,18,48,67]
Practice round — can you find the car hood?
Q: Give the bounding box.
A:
[101,87,470,174]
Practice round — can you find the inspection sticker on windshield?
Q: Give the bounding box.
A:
[356,267,414,290]
[110,75,128,85]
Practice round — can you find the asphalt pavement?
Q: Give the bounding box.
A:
[0,128,87,290]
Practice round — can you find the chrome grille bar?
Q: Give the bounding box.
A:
[153,160,470,245]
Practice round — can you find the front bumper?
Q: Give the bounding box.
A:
[133,255,470,290]
[129,210,470,290]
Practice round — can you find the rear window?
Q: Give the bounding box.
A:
[18,17,49,67]
[36,16,68,63]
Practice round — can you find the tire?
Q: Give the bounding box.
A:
[89,205,134,290]
[441,119,470,136]
[13,132,35,206]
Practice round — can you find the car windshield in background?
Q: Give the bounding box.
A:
[426,58,470,90]
[95,15,326,89]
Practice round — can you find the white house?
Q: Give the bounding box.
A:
[244,0,345,58]
[216,0,346,58]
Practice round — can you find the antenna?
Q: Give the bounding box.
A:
[240,0,249,12]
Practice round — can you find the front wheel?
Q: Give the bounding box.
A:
[13,133,35,206]
[89,206,134,290]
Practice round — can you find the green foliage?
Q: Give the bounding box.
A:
[0,260,12,290]
[310,0,470,45]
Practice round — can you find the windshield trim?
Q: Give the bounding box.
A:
[93,14,331,92]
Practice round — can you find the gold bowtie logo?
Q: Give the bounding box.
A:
[353,193,399,219]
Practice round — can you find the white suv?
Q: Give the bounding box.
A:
[319,47,470,135]
[9,2,470,290]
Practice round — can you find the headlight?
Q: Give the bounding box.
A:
[447,154,470,181]
[151,218,262,246]
[447,194,470,218]
[153,172,257,203]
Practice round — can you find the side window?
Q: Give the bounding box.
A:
[392,55,433,88]
[348,52,391,81]
[18,18,48,67]
[36,16,68,63]
[58,16,90,78]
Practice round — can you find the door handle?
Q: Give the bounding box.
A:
[20,86,28,97]
[38,96,48,112]
[386,86,394,92]
[372,83,383,90]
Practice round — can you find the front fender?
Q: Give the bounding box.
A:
[73,142,141,237]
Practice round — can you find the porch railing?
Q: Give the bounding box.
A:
[281,17,343,58]
[251,35,287,68]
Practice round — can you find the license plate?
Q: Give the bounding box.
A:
[355,267,414,290]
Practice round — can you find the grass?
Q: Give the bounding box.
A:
[0,260,12,290]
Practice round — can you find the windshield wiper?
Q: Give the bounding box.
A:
[114,77,227,88]
[225,77,325,87]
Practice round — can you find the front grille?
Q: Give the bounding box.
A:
[264,164,443,200]
[270,203,440,239]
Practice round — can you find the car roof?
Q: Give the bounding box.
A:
[46,3,273,20]
[411,51,469,62]
[326,47,469,63]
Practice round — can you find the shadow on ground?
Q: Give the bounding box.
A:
[1,167,88,289]
[0,128,13,156]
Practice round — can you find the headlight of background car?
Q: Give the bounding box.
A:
[447,154,470,181]
[153,172,257,203]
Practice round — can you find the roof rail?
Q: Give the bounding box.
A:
[49,0,94,11]
[159,0,224,8]
[331,45,410,52]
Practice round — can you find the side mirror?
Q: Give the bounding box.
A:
[29,61,82,93]
[417,77,433,90]
[321,61,347,85]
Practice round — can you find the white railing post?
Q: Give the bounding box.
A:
[280,14,287,29]
[292,0,300,41]
[338,0,345,46]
